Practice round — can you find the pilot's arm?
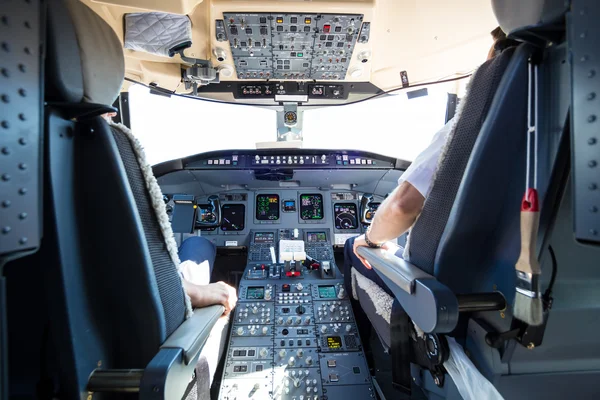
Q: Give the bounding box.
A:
[353,119,454,268]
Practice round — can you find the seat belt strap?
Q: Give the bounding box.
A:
[390,299,412,394]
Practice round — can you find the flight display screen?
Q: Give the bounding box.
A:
[247,286,265,300]
[221,204,245,231]
[300,194,324,220]
[327,336,343,349]
[334,203,358,229]
[318,285,337,299]
[307,232,327,243]
[283,199,296,212]
[365,202,381,221]
[256,194,280,221]
[198,205,217,223]
[254,232,275,244]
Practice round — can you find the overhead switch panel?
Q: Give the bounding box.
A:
[223,13,364,80]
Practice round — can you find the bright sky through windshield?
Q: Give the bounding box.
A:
[129,83,449,165]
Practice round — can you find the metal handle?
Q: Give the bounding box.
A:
[87,369,144,393]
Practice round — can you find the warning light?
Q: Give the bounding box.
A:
[323,24,331,33]
[277,17,284,23]
[305,18,312,24]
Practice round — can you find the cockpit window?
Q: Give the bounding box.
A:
[129,81,455,165]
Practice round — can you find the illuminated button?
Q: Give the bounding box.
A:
[277,17,284,23]
[350,160,355,164]
[327,359,336,368]
[323,24,331,33]
[362,160,367,165]
[329,374,339,382]
[305,18,312,24]
[367,159,372,164]
[208,160,213,165]
[298,53,303,57]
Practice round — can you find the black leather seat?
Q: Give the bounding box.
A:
[40,0,227,397]
[353,1,575,398]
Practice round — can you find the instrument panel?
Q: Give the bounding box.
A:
[256,194,280,221]
[221,204,246,231]
[300,194,324,221]
[334,203,358,230]
[223,12,365,80]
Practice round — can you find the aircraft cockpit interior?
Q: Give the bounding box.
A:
[1,0,600,400]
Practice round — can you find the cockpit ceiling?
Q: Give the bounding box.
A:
[84,0,497,94]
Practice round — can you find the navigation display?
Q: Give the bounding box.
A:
[254,232,275,244]
[334,203,358,230]
[300,194,324,220]
[307,232,327,243]
[365,202,381,221]
[256,194,280,221]
[318,285,337,299]
[221,204,245,231]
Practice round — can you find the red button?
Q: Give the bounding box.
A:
[323,24,331,33]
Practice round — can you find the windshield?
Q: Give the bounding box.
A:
[129,83,452,165]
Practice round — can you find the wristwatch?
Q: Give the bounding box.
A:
[364,226,382,248]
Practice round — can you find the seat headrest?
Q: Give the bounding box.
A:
[492,0,569,35]
[46,0,124,105]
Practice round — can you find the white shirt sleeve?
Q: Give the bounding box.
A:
[398,118,454,198]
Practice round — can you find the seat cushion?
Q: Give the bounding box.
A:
[352,267,393,349]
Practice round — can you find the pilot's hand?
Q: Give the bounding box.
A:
[352,235,372,269]
[353,235,397,270]
[185,281,238,315]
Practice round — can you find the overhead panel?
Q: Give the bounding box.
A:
[223,13,364,80]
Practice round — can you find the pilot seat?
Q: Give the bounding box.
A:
[345,1,578,398]
[40,0,229,397]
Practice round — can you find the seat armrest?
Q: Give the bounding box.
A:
[356,247,459,333]
[356,247,432,294]
[161,305,224,365]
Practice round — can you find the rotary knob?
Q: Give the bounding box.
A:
[279,349,287,358]
[284,387,290,395]
[287,317,293,325]
[304,317,311,325]
[277,317,284,325]
[288,356,296,366]
[260,348,269,357]
[255,155,260,161]
[294,378,301,388]
[305,356,313,365]
[262,326,269,335]
[333,325,340,333]
[297,349,304,357]
[250,326,257,335]
[296,283,304,291]
[236,327,245,336]
[330,305,336,313]
[295,318,301,325]
[296,305,306,315]
[252,306,258,314]
[265,290,272,300]
[320,325,328,333]
[346,324,352,332]
[337,287,346,299]
[306,387,312,393]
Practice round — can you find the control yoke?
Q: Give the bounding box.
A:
[360,193,374,225]
[195,195,222,229]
